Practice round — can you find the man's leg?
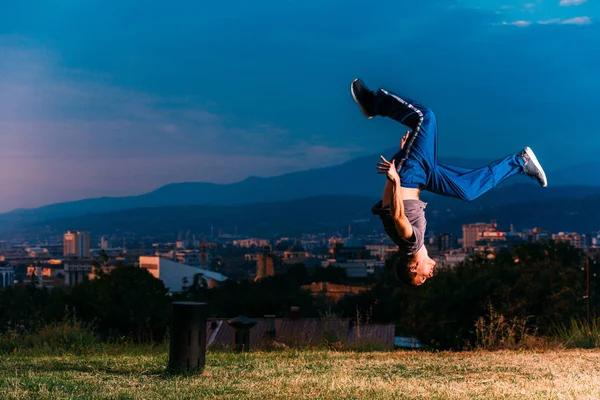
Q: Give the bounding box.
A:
[351,80,547,201]
[351,79,436,188]
[373,88,437,170]
[426,155,526,201]
[426,145,547,201]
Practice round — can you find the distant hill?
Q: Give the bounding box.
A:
[12,193,600,240]
[1,148,599,228]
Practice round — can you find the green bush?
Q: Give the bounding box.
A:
[0,318,100,354]
[553,317,600,349]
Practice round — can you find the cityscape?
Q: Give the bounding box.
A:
[2,219,599,298]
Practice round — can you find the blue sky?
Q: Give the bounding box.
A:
[0,0,598,212]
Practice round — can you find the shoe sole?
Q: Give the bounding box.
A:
[525,147,548,187]
[351,79,373,119]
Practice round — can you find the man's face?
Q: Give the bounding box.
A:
[410,252,436,286]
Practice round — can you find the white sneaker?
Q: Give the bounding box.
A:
[520,147,547,187]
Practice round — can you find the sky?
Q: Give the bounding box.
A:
[0,0,598,213]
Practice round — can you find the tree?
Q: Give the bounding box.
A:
[334,241,587,349]
[68,264,171,342]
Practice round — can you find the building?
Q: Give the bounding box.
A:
[282,243,310,261]
[63,257,94,286]
[139,256,229,293]
[436,252,468,269]
[0,247,28,260]
[321,260,382,279]
[323,238,383,278]
[233,238,271,248]
[300,240,322,254]
[100,236,111,251]
[552,232,583,248]
[365,244,397,261]
[255,246,275,281]
[175,250,202,266]
[520,227,550,244]
[63,231,90,257]
[26,263,66,288]
[41,244,64,259]
[476,230,507,246]
[437,233,458,252]
[152,248,212,269]
[581,234,594,249]
[26,247,50,259]
[301,282,368,302]
[0,262,14,288]
[462,222,497,250]
[330,238,371,261]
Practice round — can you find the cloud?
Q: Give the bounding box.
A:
[502,20,533,27]
[538,18,562,25]
[538,16,592,25]
[501,16,592,26]
[0,36,356,160]
[559,0,587,6]
[561,16,592,24]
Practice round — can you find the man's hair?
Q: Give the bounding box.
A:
[390,251,417,286]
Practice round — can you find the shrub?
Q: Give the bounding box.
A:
[552,317,600,349]
[474,304,537,350]
[0,317,100,354]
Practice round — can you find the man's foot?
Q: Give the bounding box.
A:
[350,78,375,119]
[520,147,547,187]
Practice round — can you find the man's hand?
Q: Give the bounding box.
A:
[401,130,410,149]
[377,156,400,183]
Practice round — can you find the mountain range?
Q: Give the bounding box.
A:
[2,149,599,224]
[1,150,600,239]
[10,192,600,240]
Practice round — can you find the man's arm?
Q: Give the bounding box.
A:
[381,131,410,207]
[377,156,413,239]
[389,180,414,239]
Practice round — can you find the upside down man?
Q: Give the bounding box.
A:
[350,79,547,286]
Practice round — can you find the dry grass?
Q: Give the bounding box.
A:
[1,348,600,399]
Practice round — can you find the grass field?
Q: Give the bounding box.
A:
[1,347,599,399]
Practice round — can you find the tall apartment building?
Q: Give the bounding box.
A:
[462,222,497,250]
[63,231,90,257]
[255,246,275,282]
[100,236,111,251]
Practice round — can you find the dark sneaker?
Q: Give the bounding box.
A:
[350,78,375,119]
[520,147,547,187]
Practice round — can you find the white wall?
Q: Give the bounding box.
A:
[139,256,228,293]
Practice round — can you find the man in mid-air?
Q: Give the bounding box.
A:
[351,78,547,286]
